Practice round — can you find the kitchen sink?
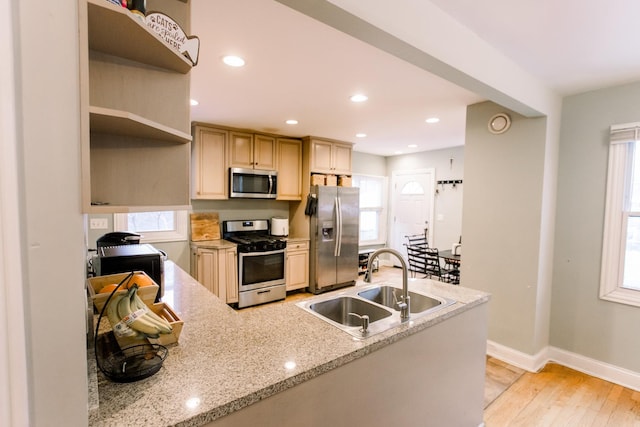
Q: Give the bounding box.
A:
[297,283,456,339]
[357,285,447,314]
[308,296,392,326]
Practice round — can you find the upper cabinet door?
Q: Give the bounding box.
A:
[192,126,228,200]
[310,140,334,174]
[228,131,254,169]
[332,142,352,175]
[254,134,277,170]
[276,138,302,200]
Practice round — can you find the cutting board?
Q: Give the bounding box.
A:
[190,213,220,241]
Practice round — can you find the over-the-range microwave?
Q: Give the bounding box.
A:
[229,167,277,199]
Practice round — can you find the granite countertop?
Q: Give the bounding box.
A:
[88,261,489,427]
[189,239,236,249]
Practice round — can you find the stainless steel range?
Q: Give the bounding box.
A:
[223,219,287,308]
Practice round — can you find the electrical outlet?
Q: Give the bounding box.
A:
[89,218,108,230]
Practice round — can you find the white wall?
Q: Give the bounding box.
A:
[551,82,640,372]
[14,0,88,425]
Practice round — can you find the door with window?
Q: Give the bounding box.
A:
[390,169,435,265]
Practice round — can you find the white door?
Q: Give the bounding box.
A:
[389,169,435,265]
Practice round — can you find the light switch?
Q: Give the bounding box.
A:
[89,218,108,229]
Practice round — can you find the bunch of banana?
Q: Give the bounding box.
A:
[113,284,173,339]
[106,293,144,340]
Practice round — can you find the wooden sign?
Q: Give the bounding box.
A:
[146,12,200,66]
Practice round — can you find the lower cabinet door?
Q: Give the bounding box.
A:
[286,250,309,291]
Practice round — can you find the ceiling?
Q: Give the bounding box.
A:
[189,0,640,157]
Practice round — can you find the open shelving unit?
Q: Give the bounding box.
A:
[79,0,192,213]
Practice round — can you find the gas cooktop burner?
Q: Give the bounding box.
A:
[226,235,286,253]
[222,219,287,253]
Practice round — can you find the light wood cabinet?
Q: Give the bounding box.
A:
[192,246,238,304]
[229,132,276,170]
[309,138,352,175]
[286,239,309,291]
[192,125,228,199]
[78,0,192,213]
[276,138,302,200]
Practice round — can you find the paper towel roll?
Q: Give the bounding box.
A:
[271,217,289,236]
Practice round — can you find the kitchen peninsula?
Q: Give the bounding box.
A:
[88,261,489,427]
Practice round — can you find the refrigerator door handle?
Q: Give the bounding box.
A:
[335,196,343,256]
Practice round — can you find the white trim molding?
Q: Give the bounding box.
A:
[487,340,640,392]
[486,340,548,373]
[547,347,640,392]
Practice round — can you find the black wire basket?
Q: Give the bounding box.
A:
[94,272,168,383]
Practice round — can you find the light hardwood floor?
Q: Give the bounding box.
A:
[485,362,640,426]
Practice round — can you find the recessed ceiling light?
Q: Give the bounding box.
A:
[356,133,367,138]
[350,94,368,103]
[425,117,440,124]
[190,99,199,106]
[222,55,245,67]
[285,119,298,125]
[408,144,418,148]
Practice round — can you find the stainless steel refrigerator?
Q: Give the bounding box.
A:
[309,185,360,294]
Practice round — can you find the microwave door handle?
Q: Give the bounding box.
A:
[268,175,273,195]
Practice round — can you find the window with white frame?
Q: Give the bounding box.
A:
[600,123,640,306]
[353,174,387,245]
[114,210,188,243]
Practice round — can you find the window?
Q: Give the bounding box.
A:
[114,210,188,243]
[353,174,387,245]
[600,123,640,306]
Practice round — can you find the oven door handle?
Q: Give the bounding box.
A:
[239,248,286,258]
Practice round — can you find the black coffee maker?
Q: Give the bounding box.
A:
[96,231,141,248]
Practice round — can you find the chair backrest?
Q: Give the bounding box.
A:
[405,233,428,248]
[405,245,441,278]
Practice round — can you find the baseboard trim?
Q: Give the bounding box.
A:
[486,340,547,372]
[487,340,640,392]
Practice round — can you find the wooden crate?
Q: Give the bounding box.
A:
[338,176,352,187]
[103,300,183,349]
[325,174,337,186]
[146,302,184,346]
[87,271,159,312]
[310,174,326,186]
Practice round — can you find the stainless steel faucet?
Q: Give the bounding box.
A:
[365,248,411,321]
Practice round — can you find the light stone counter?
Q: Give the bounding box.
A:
[189,239,236,250]
[88,261,489,427]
